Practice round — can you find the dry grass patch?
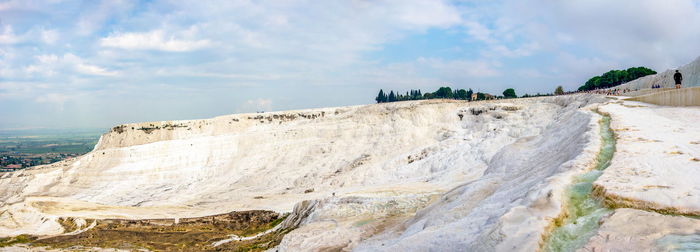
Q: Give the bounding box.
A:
[7,210,290,252]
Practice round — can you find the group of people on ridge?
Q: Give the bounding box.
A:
[650,70,683,89]
[578,69,684,94]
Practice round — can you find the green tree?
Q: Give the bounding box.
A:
[502,88,517,99]
[434,87,453,98]
[626,67,656,80]
[554,86,564,95]
[577,67,656,91]
[476,92,486,100]
[375,89,387,103]
[388,91,396,102]
[467,89,474,101]
[581,76,601,91]
[456,89,468,100]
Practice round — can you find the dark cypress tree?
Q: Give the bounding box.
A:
[388,91,396,102]
[376,89,386,103]
[467,88,473,101]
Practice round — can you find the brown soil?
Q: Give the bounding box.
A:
[19,210,289,251]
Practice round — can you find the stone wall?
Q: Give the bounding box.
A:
[627,87,700,106]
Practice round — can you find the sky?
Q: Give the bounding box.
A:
[1,0,700,129]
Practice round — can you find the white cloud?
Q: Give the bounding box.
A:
[0,26,60,45]
[392,0,462,28]
[0,25,22,44]
[0,82,39,99]
[64,53,119,76]
[100,30,212,52]
[245,98,272,112]
[35,93,70,104]
[75,0,134,36]
[464,21,495,44]
[417,57,500,77]
[359,57,501,90]
[25,54,59,76]
[25,53,118,77]
[462,19,541,58]
[516,69,545,78]
[489,42,540,58]
[37,54,60,64]
[74,63,118,76]
[41,29,59,44]
[34,93,71,111]
[153,68,284,81]
[503,0,700,70]
[4,0,700,128]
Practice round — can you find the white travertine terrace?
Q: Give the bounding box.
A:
[595,100,700,215]
[581,208,700,252]
[0,95,606,251]
[3,65,700,251]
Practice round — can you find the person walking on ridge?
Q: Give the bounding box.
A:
[674,70,683,89]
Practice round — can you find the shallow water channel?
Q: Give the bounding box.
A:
[542,112,616,251]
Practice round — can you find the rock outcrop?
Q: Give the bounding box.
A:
[616,56,700,90]
[594,100,700,216]
[0,95,607,251]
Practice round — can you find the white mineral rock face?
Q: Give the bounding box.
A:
[3,54,700,251]
[581,208,700,252]
[579,96,700,252]
[616,55,700,90]
[351,97,602,251]
[0,95,605,251]
[595,100,700,215]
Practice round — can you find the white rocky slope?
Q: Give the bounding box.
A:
[0,95,605,250]
[616,55,700,91]
[594,100,700,215]
[578,96,700,252]
[582,208,700,251]
[352,98,600,251]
